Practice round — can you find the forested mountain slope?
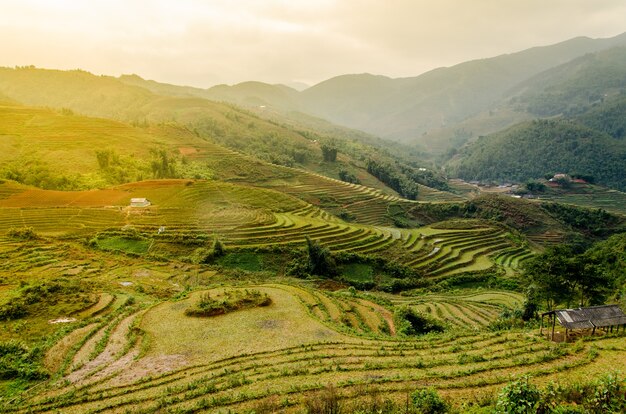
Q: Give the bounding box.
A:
[446,119,626,190]
[0,67,452,197]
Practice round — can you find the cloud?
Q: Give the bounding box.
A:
[0,0,625,86]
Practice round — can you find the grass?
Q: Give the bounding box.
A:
[0,232,618,412]
[390,290,524,330]
[533,184,626,216]
[216,252,264,272]
[141,287,346,363]
[5,281,622,413]
[0,178,524,279]
[341,263,374,283]
[96,237,151,255]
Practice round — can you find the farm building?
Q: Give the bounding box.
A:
[130,198,151,207]
[541,304,626,341]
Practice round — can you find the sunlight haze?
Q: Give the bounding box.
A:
[1,0,626,86]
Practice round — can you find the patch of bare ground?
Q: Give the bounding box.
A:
[70,322,111,371]
[66,312,140,383]
[44,323,97,373]
[107,354,190,387]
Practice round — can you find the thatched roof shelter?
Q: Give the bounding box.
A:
[541,304,626,341]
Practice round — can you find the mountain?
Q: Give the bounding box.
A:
[577,95,626,139]
[130,33,626,156]
[446,118,626,190]
[114,33,626,159]
[119,75,302,112]
[0,67,456,197]
[509,46,626,117]
[299,33,626,144]
[446,45,626,190]
[205,81,301,111]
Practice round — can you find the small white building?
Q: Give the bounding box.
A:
[130,198,151,207]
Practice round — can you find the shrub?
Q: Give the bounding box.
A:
[7,227,38,240]
[495,375,541,414]
[0,301,28,321]
[584,373,626,413]
[306,237,338,277]
[184,289,271,317]
[304,384,341,414]
[212,237,225,257]
[411,387,449,414]
[0,341,49,381]
[394,306,445,336]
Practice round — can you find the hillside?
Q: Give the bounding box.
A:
[121,34,626,155]
[118,74,447,188]
[447,119,626,191]
[432,45,626,159]
[510,46,626,117]
[0,68,458,198]
[576,94,626,139]
[0,233,624,412]
[300,34,626,144]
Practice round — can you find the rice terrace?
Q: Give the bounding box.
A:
[1,4,626,414]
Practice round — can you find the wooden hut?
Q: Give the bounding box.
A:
[541,304,626,341]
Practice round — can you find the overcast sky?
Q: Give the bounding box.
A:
[1,0,625,88]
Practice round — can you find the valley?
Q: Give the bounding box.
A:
[1,28,625,414]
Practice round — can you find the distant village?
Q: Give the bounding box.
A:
[454,173,590,199]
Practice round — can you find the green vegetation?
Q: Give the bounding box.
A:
[523,233,626,309]
[1,43,626,412]
[367,159,419,199]
[495,373,626,414]
[448,119,626,191]
[394,306,445,336]
[184,289,271,317]
[95,236,151,255]
[519,47,626,117]
[0,341,48,381]
[0,279,93,322]
[411,387,450,414]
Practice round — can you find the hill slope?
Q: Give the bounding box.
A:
[122,33,626,154]
[510,46,626,117]
[300,33,626,143]
[446,119,626,190]
[0,68,458,197]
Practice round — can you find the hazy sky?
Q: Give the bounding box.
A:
[1,0,626,88]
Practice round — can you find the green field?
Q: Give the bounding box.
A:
[1,270,623,413]
[0,72,624,414]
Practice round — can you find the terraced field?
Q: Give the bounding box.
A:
[0,180,525,277]
[391,291,525,330]
[535,185,626,216]
[493,247,535,271]
[140,131,465,227]
[6,284,623,413]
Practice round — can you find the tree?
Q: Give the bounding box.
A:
[212,236,225,257]
[525,180,546,193]
[523,241,621,309]
[522,245,578,309]
[338,169,360,184]
[321,143,337,162]
[306,236,337,276]
[150,149,176,178]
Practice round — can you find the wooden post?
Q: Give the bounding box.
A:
[592,325,596,335]
[540,314,544,335]
[551,314,556,341]
[565,328,568,343]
